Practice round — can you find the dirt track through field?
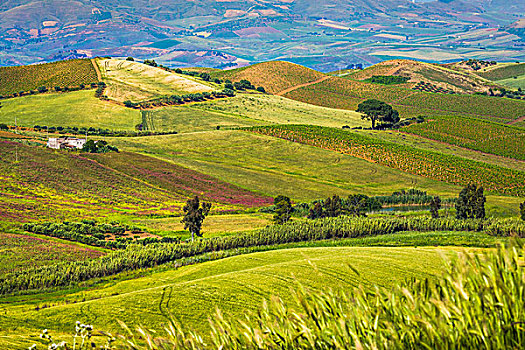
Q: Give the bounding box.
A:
[276,75,331,96]
[91,58,102,82]
[507,115,525,125]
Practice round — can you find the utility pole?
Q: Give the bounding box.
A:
[14,116,19,162]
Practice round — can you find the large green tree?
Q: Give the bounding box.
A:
[455,184,486,219]
[307,202,324,219]
[357,99,399,129]
[181,196,212,242]
[273,195,293,224]
[323,195,343,218]
[429,196,441,219]
[347,194,369,217]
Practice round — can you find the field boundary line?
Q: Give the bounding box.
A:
[91,59,102,82]
[276,75,331,96]
[507,115,525,125]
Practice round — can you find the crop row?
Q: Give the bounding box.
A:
[0,59,99,97]
[246,125,525,196]
[403,116,525,161]
[1,216,523,295]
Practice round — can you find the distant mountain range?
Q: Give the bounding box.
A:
[1,0,524,70]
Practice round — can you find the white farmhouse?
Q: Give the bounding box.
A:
[47,137,87,150]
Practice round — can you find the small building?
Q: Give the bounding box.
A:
[47,137,87,150]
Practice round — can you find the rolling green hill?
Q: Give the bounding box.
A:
[0,90,139,130]
[0,245,468,349]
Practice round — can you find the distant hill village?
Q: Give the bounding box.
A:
[47,137,86,150]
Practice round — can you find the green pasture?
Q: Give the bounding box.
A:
[139,94,367,133]
[111,130,521,216]
[496,75,525,90]
[0,244,484,349]
[131,213,273,238]
[0,90,139,130]
[110,130,461,201]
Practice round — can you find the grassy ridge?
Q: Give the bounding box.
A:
[478,63,525,81]
[284,76,525,121]
[246,125,525,196]
[403,116,525,160]
[143,94,368,133]
[210,61,326,94]
[0,59,98,96]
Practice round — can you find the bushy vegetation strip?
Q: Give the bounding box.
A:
[22,221,179,249]
[246,125,525,196]
[1,217,523,295]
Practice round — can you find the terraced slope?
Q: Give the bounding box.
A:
[347,59,495,94]
[210,61,327,94]
[0,59,98,97]
[98,59,215,103]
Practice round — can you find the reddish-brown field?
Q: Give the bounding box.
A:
[0,233,104,276]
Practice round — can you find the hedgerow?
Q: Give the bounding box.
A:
[1,216,523,295]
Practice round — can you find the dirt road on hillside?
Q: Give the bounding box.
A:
[276,76,331,96]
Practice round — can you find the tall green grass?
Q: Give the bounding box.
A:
[29,242,525,349]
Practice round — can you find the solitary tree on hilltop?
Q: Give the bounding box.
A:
[357,99,399,129]
[181,196,212,242]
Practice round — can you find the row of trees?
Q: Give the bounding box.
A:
[82,140,119,153]
[270,184,492,225]
[33,124,177,137]
[122,89,235,109]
